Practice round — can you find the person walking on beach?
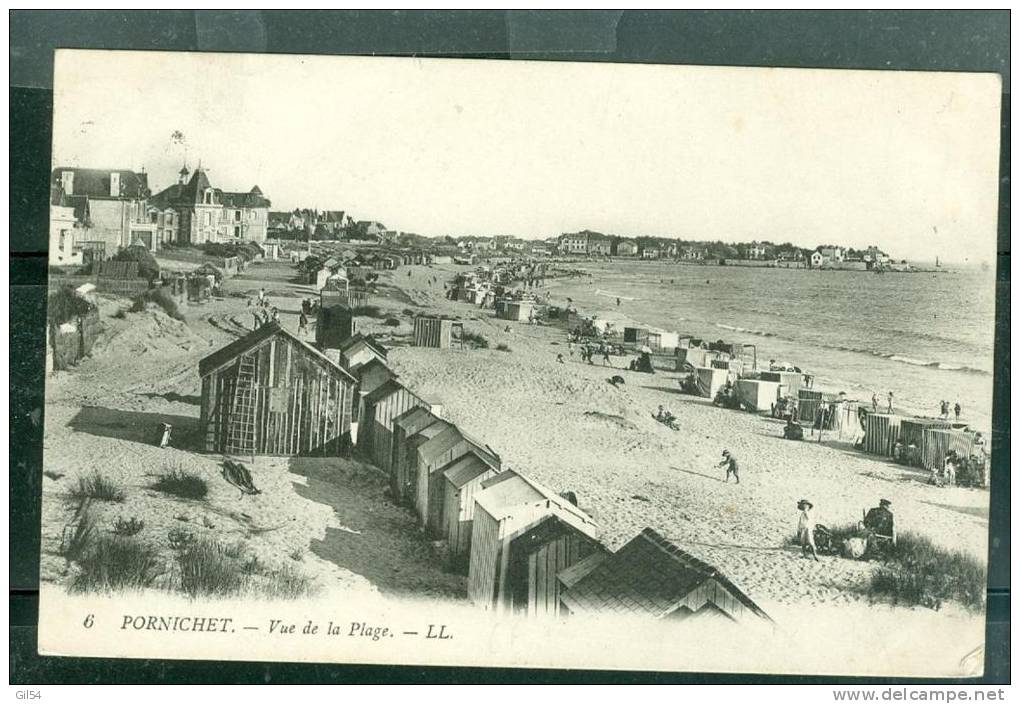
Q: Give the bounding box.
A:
[797,500,820,561]
[887,391,894,413]
[258,287,265,304]
[568,340,575,358]
[616,297,621,307]
[601,344,612,367]
[954,402,962,421]
[718,450,740,484]
[939,400,949,419]
[872,393,879,413]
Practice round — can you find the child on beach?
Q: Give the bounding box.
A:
[797,500,820,561]
[718,450,740,484]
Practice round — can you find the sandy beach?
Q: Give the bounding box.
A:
[42,257,990,617]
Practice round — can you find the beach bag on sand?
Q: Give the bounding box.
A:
[843,537,867,560]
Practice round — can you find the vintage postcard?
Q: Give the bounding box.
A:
[39,50,1000,676]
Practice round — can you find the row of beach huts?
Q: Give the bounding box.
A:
[194,302,773,625]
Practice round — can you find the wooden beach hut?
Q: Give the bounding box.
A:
[760,370,803,396]
[413,317,463,349]
[645,330,679,352]
[415,425,501,535]
[350,357,397,423]
[797,388,824,424]
[623,327,648,344]
[315,305,356,350]
[498,300,535,322]
[391,407,445,501]
[358,379,437,472]
[899,417,952,464]
[921,428,976,471]
[676,346,708,371]
[694,366,729,399]
[468,471,601,617]
[862,413,902,457]
[557,528,772,625]
[734,379,781,413]
[441,451,501,561]
[199,322,356,456]
[338,333,387,370]
[398,418,453,505]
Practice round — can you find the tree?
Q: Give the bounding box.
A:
[113,244,160,282]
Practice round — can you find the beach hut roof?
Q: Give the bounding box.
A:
[556,550,609,590]
[559,528,771,621]
[393,406,438,433]
[198,322,356,382]
[419,424,500,470]
[475,470,598,541]
[351,356,395,381]
[339,333,388,359]
[442,451,498,488]
[363,378,411,405]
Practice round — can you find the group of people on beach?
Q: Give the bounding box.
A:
[247,288,280,330]
[797,497,895,562]
[939,399,963,421]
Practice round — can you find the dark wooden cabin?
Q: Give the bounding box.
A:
[199,322,356,456]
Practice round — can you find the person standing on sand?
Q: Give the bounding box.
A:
[718,450,740,484]
[954,402,962,421]
[887,391,894,413]
[872,393,878,413]
[797,500,820,561]
[298,311,309,338]
[601,344,612,367]
[258,287,265,304]
[616,297,621,307]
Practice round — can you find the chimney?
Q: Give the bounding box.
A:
[61,170,74,195]
[109,172,121,197]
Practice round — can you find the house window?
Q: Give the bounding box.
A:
[204,190,213,205]
[235,210,242,222]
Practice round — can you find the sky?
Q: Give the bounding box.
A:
[52,51,1001,263]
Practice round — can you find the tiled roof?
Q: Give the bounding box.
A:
[51,167,150,199]
[198,321,355,382]
[559,528,770,620]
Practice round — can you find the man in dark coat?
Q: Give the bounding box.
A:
[863,499,895,541]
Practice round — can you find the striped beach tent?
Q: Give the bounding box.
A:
[921,428,976,471]
[863,413,902,456]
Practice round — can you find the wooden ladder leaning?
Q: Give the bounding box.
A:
[225,352,258,459]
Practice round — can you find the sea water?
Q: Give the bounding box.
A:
[548,261,998,433]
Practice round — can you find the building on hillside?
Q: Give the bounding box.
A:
[587,232,613,256]
[810,251,826,268]
[557,528,772,626]
[818,246,845,263]
[147,166,270,245]
[862,246,890,265]
[640,245,661,259]
[747,241,771,260]
[49,167,155,258]
[198,322,356,456]
[679,246,706,260]
[613,239,638,256]
[558,231,590,255]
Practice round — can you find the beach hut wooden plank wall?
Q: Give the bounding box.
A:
[441,452,501,561]
[900,418,952,452]
[199,322,356,456]
[415,425,500,536]
[413,317,461,349]
[390,407,446,501]
[338,333,388,370]
[468,471,600,618]
[863,413,902,457]
[359,379,434,472]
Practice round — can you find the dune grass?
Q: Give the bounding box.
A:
[871,531,986,610]
[69,472,125,503]
[71,536,164,593]
[176,538,314,599]
[462,331,489,349]
[151,469,208,500]
[60,515,96,562]
[112,516,145,537]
